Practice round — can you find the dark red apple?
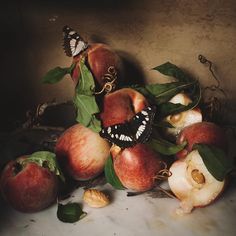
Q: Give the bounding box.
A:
[72,43,123,91]
[0,156,59,213]
[100,88,148,127]
[110,144,164,191]
[55,124,110,180]
[176,122,227,159]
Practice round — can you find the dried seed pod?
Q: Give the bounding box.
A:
[83,189,109,208]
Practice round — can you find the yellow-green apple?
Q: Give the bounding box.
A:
[55,124,110,180]
[176,122,227,159]
[168,150,225,215]
[100,88,148,127]
[0,156,58,213]
[110,144,164,191]
[163,93,202,140]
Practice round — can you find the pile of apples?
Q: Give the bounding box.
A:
[0,31,231,216]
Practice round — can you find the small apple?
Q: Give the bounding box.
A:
[163,93,202,140]
[168,149,225,215]
[0,154,59,213]
[55,124,110,180]
[72,43,123,91]
[176,121,227,159]
[110,144,164,191]
[100,88,148,127]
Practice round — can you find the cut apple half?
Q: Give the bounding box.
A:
[168,149,225,215]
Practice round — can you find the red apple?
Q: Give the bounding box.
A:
[100,88,148,127]
[168,150,226,215]
[110,144,164,191]
[176,122,227,159]
[72,43,123,91]
[0,156,59,213]
[55,124,110,180]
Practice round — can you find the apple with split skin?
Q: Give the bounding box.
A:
[55,124,110,181]
[0,156,59,213]
[72,43,123,91]
[111,144,165,192]
[176,121,227,159]
[163,93,202,141]
[168,149,226,215]
[100,88,148,127]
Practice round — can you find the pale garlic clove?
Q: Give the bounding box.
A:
[83,189,110,208]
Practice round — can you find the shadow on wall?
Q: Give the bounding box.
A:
[0,0,146,132]
[0,3,37,132]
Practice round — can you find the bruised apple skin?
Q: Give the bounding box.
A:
[72,43,123,89]
[0,157,58,213]
[100,88,148,127]
[176,122,227,159]
[55,124,110,180]
[168,150,225,215]
[163,93,202,141]
[111,144,164,191]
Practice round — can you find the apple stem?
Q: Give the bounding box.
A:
[155,186,177,199]
[154,161,172,181]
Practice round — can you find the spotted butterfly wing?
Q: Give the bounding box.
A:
[129,106,156,144]
[100,123,135,148]
[99,106,156,148]
[63,25,89,57]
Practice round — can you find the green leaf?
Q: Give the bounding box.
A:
[42,64,75,84]
[57,203,87,223]
[145,81,197,105]
[88,115,102,133]
[194,144,234,181]
[158,82,201,117]
[104,155,125,190]
[147,137,187,155]
[153,121,174,128]
[73,93,100,126]
[73,59,101,132]
[19,151,65,182]
[131,85,157,104]
[153,62,191,82]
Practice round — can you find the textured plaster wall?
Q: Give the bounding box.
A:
[0,0,236,131]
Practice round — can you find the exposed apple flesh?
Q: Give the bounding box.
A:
[176,121,227,159]
[100,88,148,127]
[0,157,58,213]
[72,43,123,90]
[55,124,110,180]
[168,150,225,215]
[163,93,202,140]
[111,144,164,192]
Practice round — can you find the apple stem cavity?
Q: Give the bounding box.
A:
[13,162,23,176]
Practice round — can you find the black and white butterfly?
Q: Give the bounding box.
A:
[62,25,89,57]
[99,106,156,148]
